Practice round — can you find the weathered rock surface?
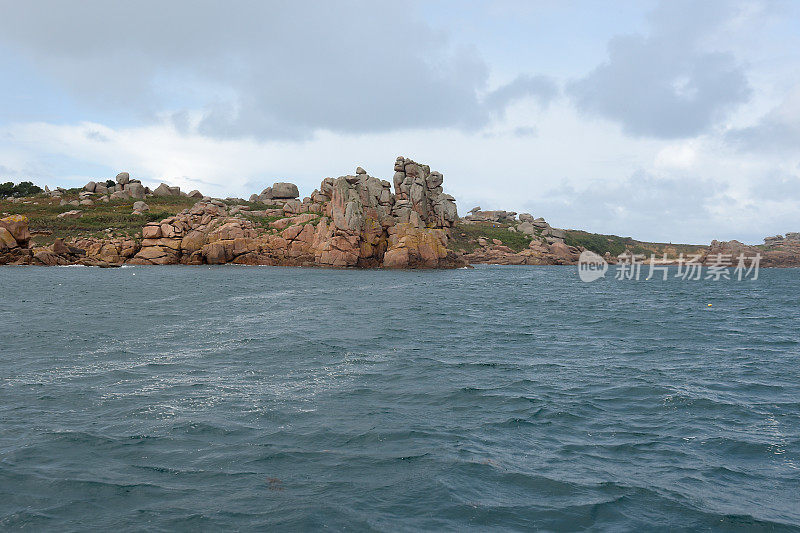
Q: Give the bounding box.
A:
[153,183,178,197]
[126,182,146,199]
[271,182,300,199]
[392,157,458,228]
[709,237,800,268]
[464,236,583,266]
[0,215,31,247]
[132,201,149,214]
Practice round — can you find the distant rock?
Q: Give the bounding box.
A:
[152,183,173,197]
[51,238,70,255]
[57,210,82,219]
[126,182,145,199]
[271,182,300,199]
[517,221,536,236]
[187,190,203,199]
[116,172,130,185]
[132,201,149,214]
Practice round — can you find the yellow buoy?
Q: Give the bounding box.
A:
[707,303,712,307]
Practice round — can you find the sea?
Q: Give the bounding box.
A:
[1,265,799,531]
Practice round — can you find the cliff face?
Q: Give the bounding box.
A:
[708,239,800,268]
[0,157,466,268]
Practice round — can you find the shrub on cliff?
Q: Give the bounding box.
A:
[0,181,43,198]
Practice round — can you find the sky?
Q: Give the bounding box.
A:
[1,0,799,244]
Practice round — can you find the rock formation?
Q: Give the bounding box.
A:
[79,172,198,201]
[710,233,800,268]
[130,159,464,268]
[463,235,582,265]
[3,157,465,268]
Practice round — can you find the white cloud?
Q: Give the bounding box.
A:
[0,0,798,245]
[654,143,698,170]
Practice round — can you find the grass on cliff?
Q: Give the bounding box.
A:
[0,193,197,243]
[450,222,533,253]
[223,198,283,210]
[449,222,708,257]
[564,230,706,257]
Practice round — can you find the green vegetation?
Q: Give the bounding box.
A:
[450,222,533,253]
[0,193,197,242]
[447,222,707,258]
[222,198,282,210]
[563,231,642,256]
[0,181,43,198]
[240,213,287,228]
[564,230,706,257]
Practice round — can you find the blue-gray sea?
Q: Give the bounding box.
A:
[1,265,799,531]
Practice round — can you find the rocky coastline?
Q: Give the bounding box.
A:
[1,157,464,268]
[2,156,800,268]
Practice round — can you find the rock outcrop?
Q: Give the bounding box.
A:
[710,234,800,268]
[463,236,582,265]
[20,157,466,268]
[392,157,458,228]
[80,172,197,200]
[81,172,151,199]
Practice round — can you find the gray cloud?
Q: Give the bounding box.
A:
[0,1,550,140]
[512,126,537,137]
[568,0,751,138]
[725,89,800,153]
[484,74,558,115]
[527,171,726,243]
[747,170,800,201]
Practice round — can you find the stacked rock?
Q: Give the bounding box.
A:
[83,172,150,200]
[392,157,457,228]
[250,182,301,205]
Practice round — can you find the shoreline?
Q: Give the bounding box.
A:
[3,157,800,269]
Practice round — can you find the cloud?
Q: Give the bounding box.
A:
[484,74,558,116]
[567,0,751,138]
[512,126,537,137]
[747,170,800,202]
[530,170,724,241]
[725,86,800,153]
[0,1,551,140]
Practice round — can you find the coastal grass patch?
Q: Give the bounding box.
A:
[241,213,288,228]
[27,211,177,241]
[450,222,533,253]
[222,198,283,210]
[2,193,198,242]
[564,230,705,257]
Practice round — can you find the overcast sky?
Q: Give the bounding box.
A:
[1,0,799,243]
